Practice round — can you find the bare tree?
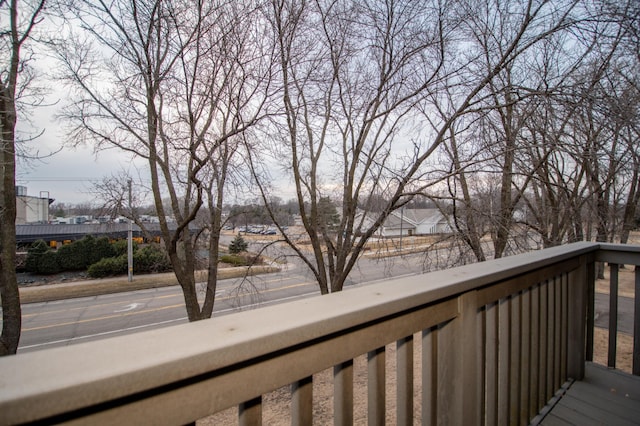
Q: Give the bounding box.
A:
[439,0,638,262]
[0,0,46,355]
[598,71,639,246]
[247,0,583,294]
[440,126,492,262]
[90,172,149,221]
[58,0,272,321]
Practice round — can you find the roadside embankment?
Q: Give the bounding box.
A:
[19,265,280,304]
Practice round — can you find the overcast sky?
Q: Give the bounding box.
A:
[9,21,309,208]
[17,145,142,206]
[15,92,143,205]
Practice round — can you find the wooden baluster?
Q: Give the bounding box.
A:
[367,347,385,426]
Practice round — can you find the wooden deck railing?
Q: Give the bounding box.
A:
[0,242,638,425]
[589,244,640,375]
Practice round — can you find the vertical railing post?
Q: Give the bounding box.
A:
[509,294,521,425]
[397,336,414,426]
[519,290,531,425]
[239,396,262,426]
[460,291,482,425]
[292,376,313,426]
[567,256,588,380]
[439,291,481,425]
[368,348,386,426]
[585,260,595,362]
[498,297,511,424]
[422,327,437,426]
[634,266,640,376]
[334,360,353,426]
[608,263,620,368]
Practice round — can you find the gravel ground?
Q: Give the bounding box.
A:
[17,270,90,287]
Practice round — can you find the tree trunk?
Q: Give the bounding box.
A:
[0,87,21,355]
[0,162,20,355]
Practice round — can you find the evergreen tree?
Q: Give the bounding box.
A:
[25,240,50,273]
[228,234,248,254]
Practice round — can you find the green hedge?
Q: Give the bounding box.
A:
[91,237,116,264]
[25,240,49,273]
[24,237,168,278]
[37,250,62,275]
[112,239,135,256]
[133,246,171,273]
[24,240,63,275]
[220,252,263,266]
[87,245,171,278]
[57,236,116,271]
[87,255,128,278]
[220,254,248,266]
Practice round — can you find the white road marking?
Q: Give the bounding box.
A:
[114,303,142,313]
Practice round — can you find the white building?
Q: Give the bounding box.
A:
[15,186,53,224]
[358,208,451,238]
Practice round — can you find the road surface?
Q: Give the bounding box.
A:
[17,253,432,353]
[15,250,635,353]
[594,293,635,335]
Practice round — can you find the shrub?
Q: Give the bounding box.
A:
[57,239,88,270]
[89,237,116,265]
[219,254,247,266]
[219,252,263,266]
[87,255,128,278]
[57,235,118,271]
[228,234,248,254]
[87,244,170,277]
[112,239,136,256]
[37,251,61,275]
[133,245,171,274]
[25,240,49,273]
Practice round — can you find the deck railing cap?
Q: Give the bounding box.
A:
[0,241,615,423]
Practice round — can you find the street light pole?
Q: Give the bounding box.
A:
[127,179,133,282]
[399,207,404,252]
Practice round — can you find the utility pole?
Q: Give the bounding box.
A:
[127,179,133,282]
[399,206,404,252]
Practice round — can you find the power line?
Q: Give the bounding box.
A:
[17,177,99,182]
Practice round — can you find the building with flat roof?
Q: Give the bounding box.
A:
[15,186,54,224]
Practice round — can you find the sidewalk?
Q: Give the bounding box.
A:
[19,265,279,304]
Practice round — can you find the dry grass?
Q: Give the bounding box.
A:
[595,266,637,298]
[592,328,634,373]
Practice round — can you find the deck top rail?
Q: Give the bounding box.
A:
[0,241,638,425]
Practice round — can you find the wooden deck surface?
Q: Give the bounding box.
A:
[540,363,640,425]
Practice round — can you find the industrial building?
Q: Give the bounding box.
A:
[15,186,54,225]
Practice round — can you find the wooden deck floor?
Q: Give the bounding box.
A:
[539,363,640,425]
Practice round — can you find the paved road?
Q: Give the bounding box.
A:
[594,293,635,335]
[19,271,318,352]
[15,248,635,353]
[17,253,432,353]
